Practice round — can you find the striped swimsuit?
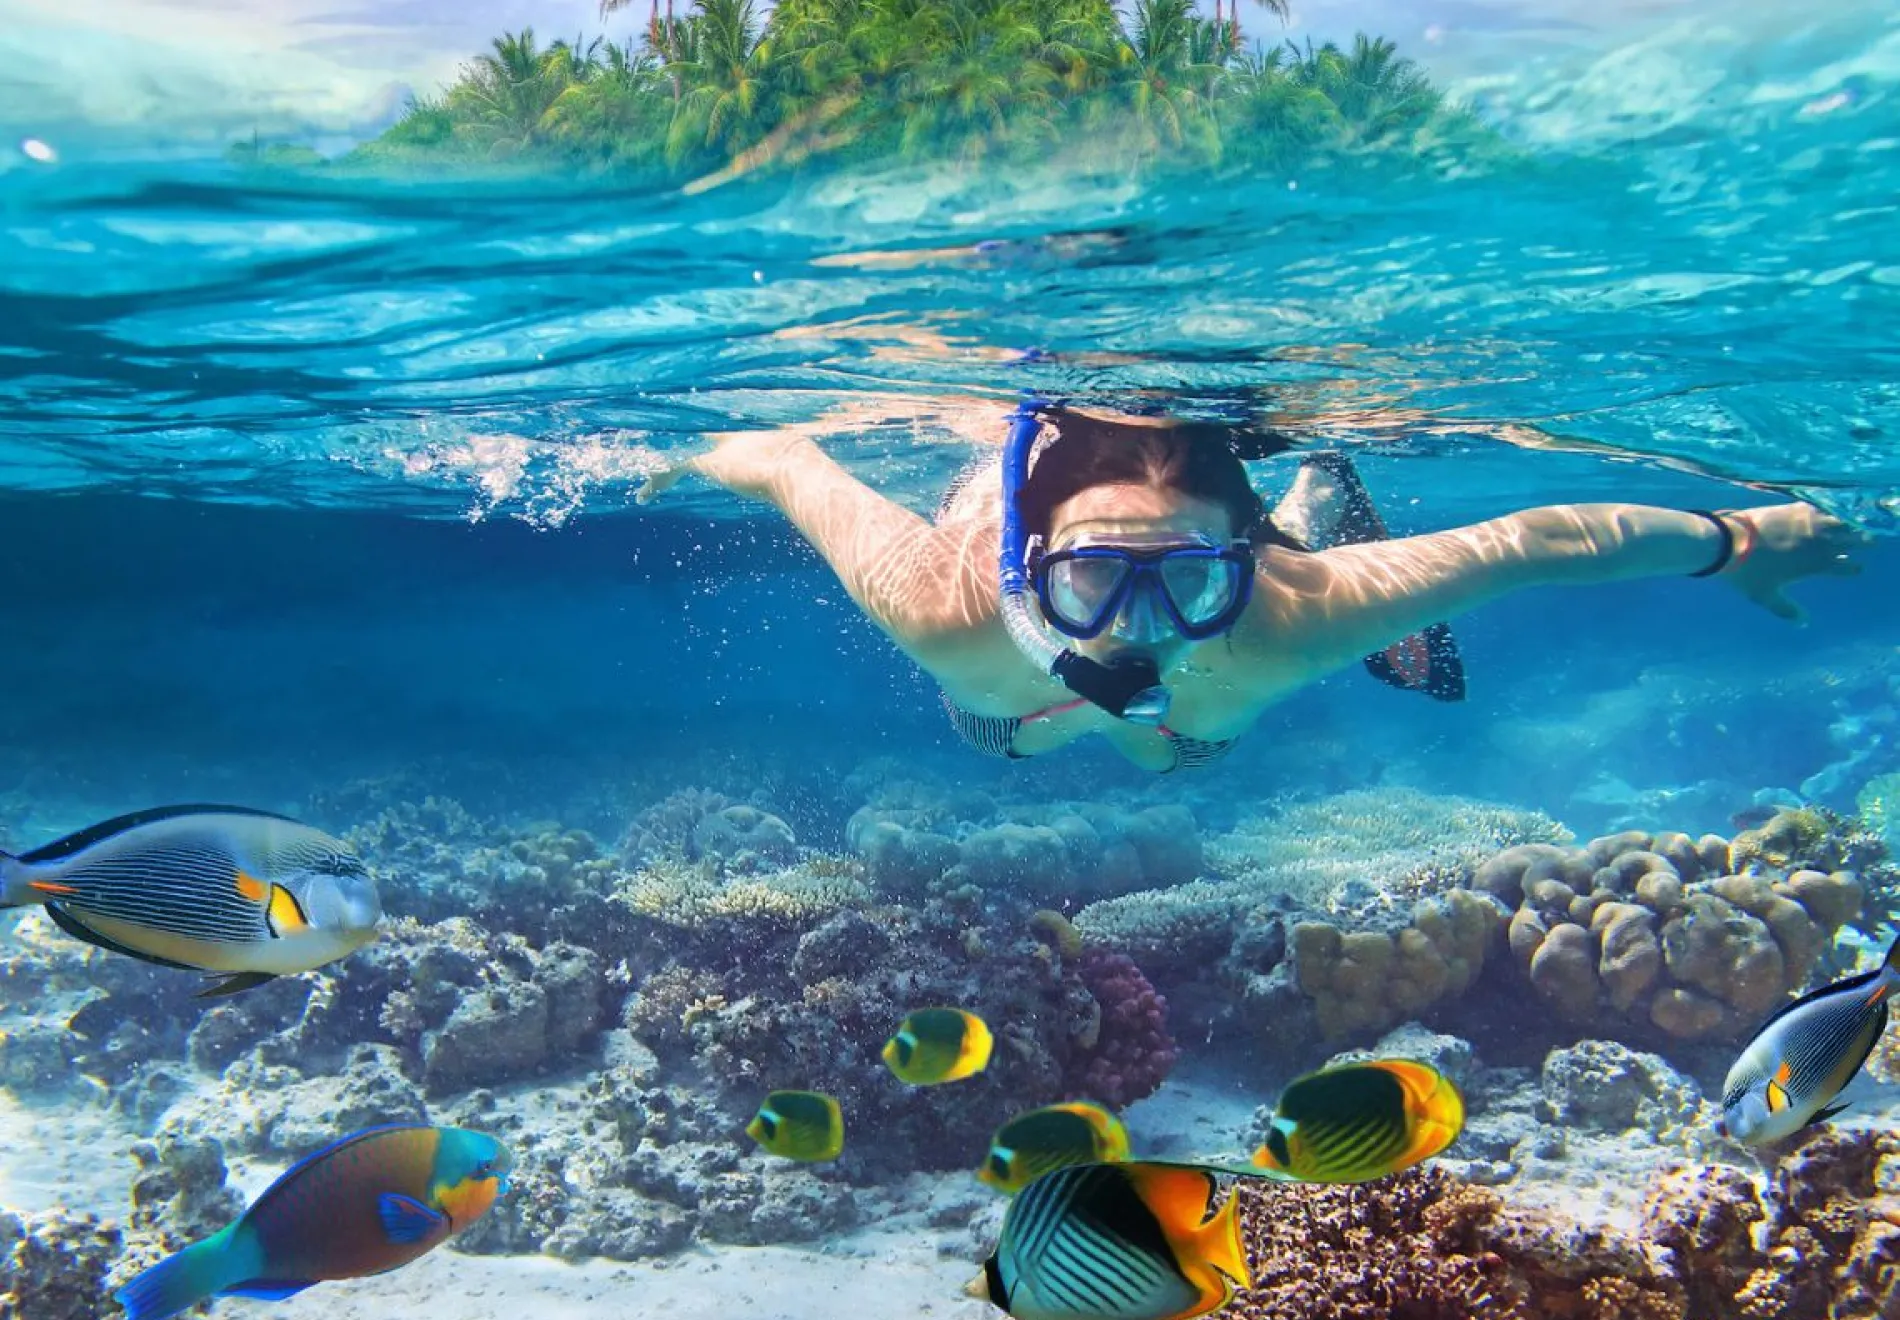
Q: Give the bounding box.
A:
[941,693,1238,772]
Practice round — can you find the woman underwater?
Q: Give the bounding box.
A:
[640,400,1865,773]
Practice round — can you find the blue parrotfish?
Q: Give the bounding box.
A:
[114,1124,511,1320]
[0,804,381,996]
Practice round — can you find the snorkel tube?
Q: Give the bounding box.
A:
[998,399,1171,724]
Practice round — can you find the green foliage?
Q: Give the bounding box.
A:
[312,0,1492,182]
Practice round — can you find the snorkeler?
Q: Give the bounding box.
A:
[638,400,1866,773]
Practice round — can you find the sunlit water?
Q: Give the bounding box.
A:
[0,8,1897,1319]
[0,2,1894,816]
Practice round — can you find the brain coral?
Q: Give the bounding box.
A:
[1484,820,1867,1040]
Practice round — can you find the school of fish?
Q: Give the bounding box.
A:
[5,799,1887,1318]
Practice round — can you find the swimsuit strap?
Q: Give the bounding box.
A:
[941,693,1239,771]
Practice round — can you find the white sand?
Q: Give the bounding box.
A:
[0,1086,136,1216]
[278,1233,992,1320]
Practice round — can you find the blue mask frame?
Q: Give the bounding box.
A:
[1029,539,1256,641]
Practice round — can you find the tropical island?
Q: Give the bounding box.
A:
[282,0,1491,184]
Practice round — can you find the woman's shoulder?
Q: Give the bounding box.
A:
[936,454,1004,526]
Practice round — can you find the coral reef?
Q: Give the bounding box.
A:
[1487,817,1867,1041]
[1287,888,1503,1040]
[1225,1130,1900,1319]
[1538,1040,1714,1150]
[1065,950,1178,1108]
[845,794,1206,905]
[0,1209,124,1320]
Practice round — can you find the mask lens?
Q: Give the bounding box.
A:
[1045,555,1130,631]
[1160,554,1240,627]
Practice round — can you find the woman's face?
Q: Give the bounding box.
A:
[1044,483,1237,668]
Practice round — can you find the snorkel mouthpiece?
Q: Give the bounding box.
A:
[1053,652,1169,723]
[997,398,1171,726]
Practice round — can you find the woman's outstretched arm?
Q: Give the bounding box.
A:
[639,427,1002,669]
[1238,502,1866,687]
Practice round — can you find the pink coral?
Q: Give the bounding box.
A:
[1068,950,1177,1108]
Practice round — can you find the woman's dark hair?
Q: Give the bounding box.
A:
[1016,409,1304,550]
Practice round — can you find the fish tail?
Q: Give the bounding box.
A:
[0,851,42,910]
[114,1228,243,1320]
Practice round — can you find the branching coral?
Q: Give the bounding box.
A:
[613,856,870,934]
[1207,788,1571,914]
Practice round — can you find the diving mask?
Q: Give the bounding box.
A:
[1028,532,1255,644]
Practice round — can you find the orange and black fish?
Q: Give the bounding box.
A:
[971,1160,1249,1320]
[1250,1059,1464,1183]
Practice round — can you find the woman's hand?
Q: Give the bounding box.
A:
[1721,503,1869,622]
[634,429,819,505]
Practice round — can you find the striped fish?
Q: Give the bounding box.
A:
[0,804,382,996]
[1721,933,1900,1145]
[1249,1059,1464,1183]
[971,1161,1249,1320]
[979,1101,1132,1195]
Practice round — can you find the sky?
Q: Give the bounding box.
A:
[0,0,1881,150]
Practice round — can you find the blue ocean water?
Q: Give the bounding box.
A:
[1,8,1896,836]
[0,6,1898,1318]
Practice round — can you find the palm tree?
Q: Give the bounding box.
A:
[900,0,1051,158]
[1117,0,1220,155]
[450,29,581,153]
[665,0,778,162]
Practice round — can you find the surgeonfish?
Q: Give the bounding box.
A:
[970,1160,1250,1320]
[1721,933,1900,1145]
[979,1101,1132,1194]
[747,1090,845,1162]
[883,1007,993,1085]
[1249,1059,1464,1183]
[0,805,381,996]
[113,1125,510,1320]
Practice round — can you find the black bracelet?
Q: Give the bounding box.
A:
[1687,510,1734,577]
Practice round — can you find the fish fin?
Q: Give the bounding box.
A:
[18,804,301,865]
[1883,931,1900,976]
[28,880,79,895]
[378,1192,447,1244]
[1124,1163,1223,1240]
[1192,1176,1252,1289]
[1805,1102,1852,1130]
[1363,622,1466,702]
[221,1280,317,1301]
[41,903,201,971]
[114,1234,236,1320]
[195,971,278,999]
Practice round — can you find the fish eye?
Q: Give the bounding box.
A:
[988,1154,1010,1179]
